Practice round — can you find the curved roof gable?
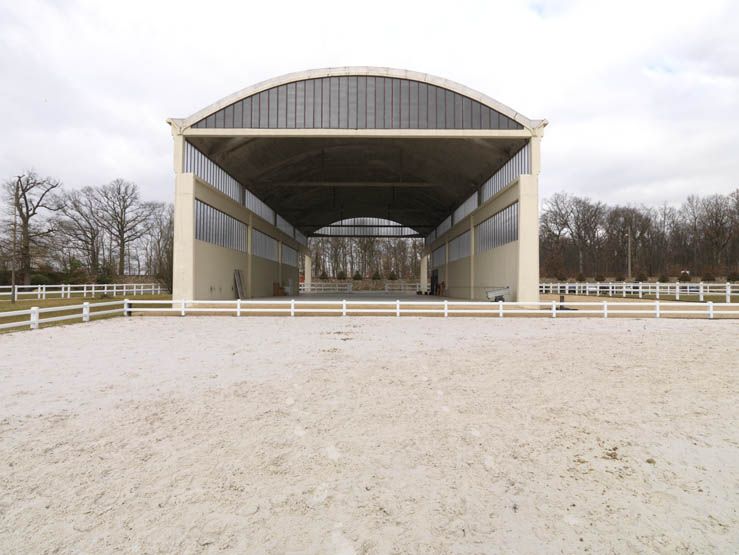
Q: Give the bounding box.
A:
[177,67,544,132]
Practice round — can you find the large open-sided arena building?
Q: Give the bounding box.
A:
[168,67,546,301]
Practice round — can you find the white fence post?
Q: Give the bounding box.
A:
[42,284,47,300]
[444,300,448,318]
[675,282,680,301]
[290,299,295,317]
[656,282,660,299]
[699,282,704,302]
[342,299,347,317]
[638,282,643,299]
[498,300,503,318]
[551,300,557,318]
[396,299,400,317]
[123,298,130,317]
[609,282,613,297]
[180,300,186,316]
[236,298,241,317]
[708,301,714,320]
[82,302,90,322]
[603,301,608,318]
[30,307,39,330]
[727,282,731,304]
[655,300,660,318]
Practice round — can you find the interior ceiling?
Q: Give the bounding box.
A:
[187,136,527,236]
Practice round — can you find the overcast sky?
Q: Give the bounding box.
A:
[1,0,737,207]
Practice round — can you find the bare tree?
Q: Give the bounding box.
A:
[2,171,61,284]
[95,179,156,276]
[55,187,104,276]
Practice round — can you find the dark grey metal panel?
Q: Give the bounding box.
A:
[277,85,287,128]
[224,104,234,128]
[338,76,348,128]
[375,78,385,129]
[462,97,471,129]
[454,92,463,129]
[234,101,243,128]
[329,77,339,128]
[392,78,400,129]
[366,76,376,128]
[305,79,314,128]
[357,76,367,129]
[418,82,427,129]
[287,82,296,128]
[258,91,268,128]
[193,75,525,130]
[295,81,305,128]
[347,76,357,128]
[268,88,279,128]
[400,79,409,129]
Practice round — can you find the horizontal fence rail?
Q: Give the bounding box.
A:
[540,282,737,303]
[3,298,738,333]
[299,282,353,293]
[0,283,163,300]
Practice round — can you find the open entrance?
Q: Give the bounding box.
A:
[168,67,545,302]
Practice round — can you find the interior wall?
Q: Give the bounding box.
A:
[473,242,520,300]
[251,256,280,298]
[193,240,248,300]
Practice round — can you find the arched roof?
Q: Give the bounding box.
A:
[172,67,546,132]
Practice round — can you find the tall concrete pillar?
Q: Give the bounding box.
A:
[246,221,253,298]
[304,253,312,293]
[517,174,540,303]
[419,254,428,293]
[469,216,475,300]
[172,173,195,300]
[277,241,283,284]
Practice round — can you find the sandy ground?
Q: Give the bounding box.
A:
[0,318,737,554]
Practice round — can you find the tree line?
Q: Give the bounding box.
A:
[0,171,174,290]
[307,236,424,280]
[2,169,736,287]
[540,190,739,280]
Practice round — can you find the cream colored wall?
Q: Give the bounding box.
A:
[445,258,471,298]
[193,240,248,300]
[473,242,520,299]
[172,170,305,300]
[251,256,280,298]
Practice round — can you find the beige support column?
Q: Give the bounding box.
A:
[277,241,283,285]
[419,254,428,293]
[304,253,312,293]
[246,219,253,298]
[172,172,196,300]
[469,216,475,300]
[517,175,540,303]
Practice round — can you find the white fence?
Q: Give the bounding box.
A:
[3,298,738,332]
[299,281,422,294]
[299,282,353,293]
[0,283,162,300]
[540,282,737,303]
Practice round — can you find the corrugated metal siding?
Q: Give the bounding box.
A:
[252,229,279,262]
[275,214,294,238]
[194,200,247,252]
[193,77,523,130]
[185,141,280,226]
[313,217,419,237]
[425,229,436,248]
[184,142,242,203]
[475,202,519,254]
[481,143,531,203]
[431,245,446,269]
[452,192,478,226]
[294,229,307,246]
[435,215,452,239]
[282,244,298,267]
[448,230,471,262]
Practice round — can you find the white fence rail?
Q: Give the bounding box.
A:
[299,281,422,293]
[540,282,737,303]
[0,283,162,300]
[3,298,738,333]
[299,282,353,293]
